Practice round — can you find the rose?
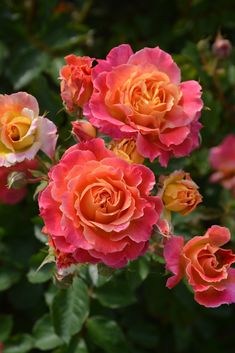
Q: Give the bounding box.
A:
[159,170,202,215]
[164,225,235,307]
[84,44,203,166]
[60,55,94,113]
[71,120,97,141]
[39,138,162,268]
[0,159,38,204]
[209,134,235,194]
[110,138,144,164]
[0,92,57,166]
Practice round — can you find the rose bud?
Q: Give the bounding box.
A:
[212,34,232,59]
[0,159,38,205]
[60,55,94,114]
[72,120,97,141]
[7,171,27,189]
[159,170,202,216]
[110,139,144,164]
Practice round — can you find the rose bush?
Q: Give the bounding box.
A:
[0,92,58,166]
[39,138,162,268]
[84,44,203,166]
[164,226,235,307]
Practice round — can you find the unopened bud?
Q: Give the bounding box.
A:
[212,35,232,59]
[159,171,202,216]
[7,171,27,189]
[72,120,97,141]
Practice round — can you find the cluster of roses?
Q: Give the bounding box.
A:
[2,44,235,308]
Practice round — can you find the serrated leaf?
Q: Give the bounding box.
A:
[87,316,128,353]
[0,315,13,341]
[33,314,62,351]
[52,277,89,343]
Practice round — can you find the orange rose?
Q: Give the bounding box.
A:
[60,55,93,114]
[159,170,202,215]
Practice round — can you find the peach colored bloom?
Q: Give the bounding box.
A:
[0,92,57,166]
[84,44,203,166]
[0,159,38,204]
[209,134,235,194]
[72,120,97,141]
[164,226,235,307]
[110,138,144,164]
[60,55,93,113]
[39,138,162,268]
[159,170,202,215]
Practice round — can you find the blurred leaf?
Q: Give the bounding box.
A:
[66,337,88,353]
[0,315,13,341]
[4,334,34,353]
[6,47,50,90]
[33,314,62,351]
[0,266,21,291]
[46,57,64,85]
[52,277,89,343]
[87,316,128,353]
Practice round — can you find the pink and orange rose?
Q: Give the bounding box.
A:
[39,138,162,268]
[164,226,235,307]
[209,134,235,194]
[84,44,203,166]
[0,92,57,166]
[60,55,94,113]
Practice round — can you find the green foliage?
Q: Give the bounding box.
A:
[1,1,235,353]
[86,316,129,353]
[52,277,89,343]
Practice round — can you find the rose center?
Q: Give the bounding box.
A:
[8,125,20,141]
[94,189,112,211]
